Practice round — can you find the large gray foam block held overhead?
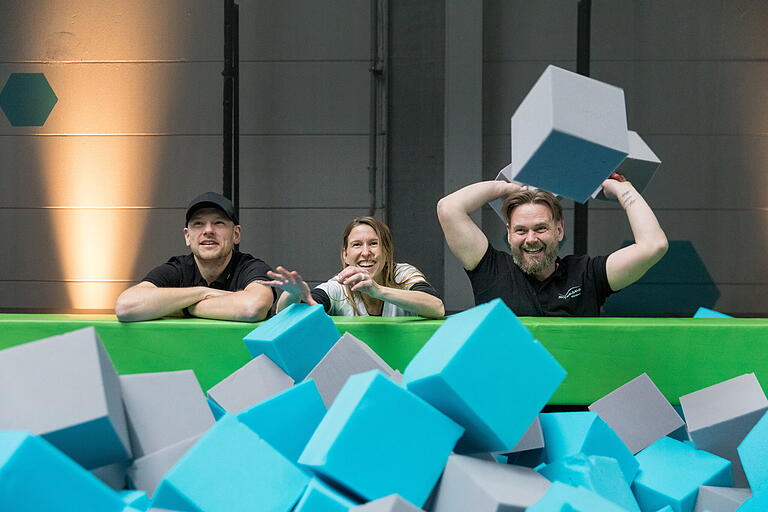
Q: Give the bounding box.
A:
[588,373,684,454]
[119,370,214,459]
[0,327,131,469]
[680,373,768,488]
[350,494,424,511]
[694,486,751,512]
[207,354,294,414]
[305,332,397,407]
[507,64,629,203]
[592,130,662,200]
[431,454,550,512]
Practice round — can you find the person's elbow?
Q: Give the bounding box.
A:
[647,234,669,265]
[237,298,271,322]
[115,296,147,322]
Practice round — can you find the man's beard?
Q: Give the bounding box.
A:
[511,242,558,276]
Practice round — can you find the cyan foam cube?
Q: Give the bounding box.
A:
[294,478,359,511]
[693,308,733,319]
[729,491,768,512]
[538,454,640,512]
[237,379,326,463]
[243,303,340,381]
[527,481,630,512]
[207,354,294,414]
[680,373,767,487]
[403,298,566,454]
[0,430,125,511]
[128,434,202,497]
[207,397,225,420]
[120,489,151,510]
[120,370,214,458]
[152,415,310,512]
[350,495,424,511]
[540,411,639,484]
[589,373,684,454]
[507,65,629,203]
[592,131,661,200]
[0,327,131,469]
[633,436,732,512]
[306,332,397,408]
[299,370,463,507]
[694,486,750,512]
[431,454,550,512]
[737,410,768,493]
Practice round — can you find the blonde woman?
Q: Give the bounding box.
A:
[266,217,444,318]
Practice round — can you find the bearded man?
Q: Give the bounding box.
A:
[437,177,668,316]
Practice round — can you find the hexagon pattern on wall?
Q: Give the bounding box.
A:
[0,73,58,126]
[603,240,720,317]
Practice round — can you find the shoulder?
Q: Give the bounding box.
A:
[467,244,512,276]
[142,254,191,287]
[315,275,345,298]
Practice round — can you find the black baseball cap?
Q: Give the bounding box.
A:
[185,192,239,225]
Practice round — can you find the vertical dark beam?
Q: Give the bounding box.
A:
[368,0,382,217]
[223,0,234,200]
[233,2,240,219]
[574,0,591,255]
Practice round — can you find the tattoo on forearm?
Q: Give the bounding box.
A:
[619,190,636,209]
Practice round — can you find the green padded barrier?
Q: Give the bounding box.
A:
[0,314,766,405]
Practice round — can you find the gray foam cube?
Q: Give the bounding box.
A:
[128,434,201,497]
[592,131,662,200]
[91,461,128,490]
[489,165,513,222]
[508,65,629,203]
[120,370,214,458]
[207,354,294,414]
[430,454,551,512]
[681,373,768,487]
[694,486,751,512]
[305,332,397,407]
[0,327,131,469]
[589,373,684,454]
[507,416,545,453]
[351,495,424,511]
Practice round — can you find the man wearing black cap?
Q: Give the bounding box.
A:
[115,192,275,322]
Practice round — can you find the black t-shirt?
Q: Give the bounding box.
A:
[466,245,614,317]
[142,251,276,301]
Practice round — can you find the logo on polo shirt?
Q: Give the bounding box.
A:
[558,286,582,300]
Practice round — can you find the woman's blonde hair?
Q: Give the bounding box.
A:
[340,216,426,315]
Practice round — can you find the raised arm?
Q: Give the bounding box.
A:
[186,281,274,322]
[337,267,445,318]
[115,282,210,322]
[602,179,668,291]
[263,266,318,313]
[437,180,525,270]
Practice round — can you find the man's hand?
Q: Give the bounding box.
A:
[264,266,313,302]
[437,180,527,271]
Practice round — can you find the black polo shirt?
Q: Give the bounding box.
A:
[466,245,614,317]
[142,251,276,300]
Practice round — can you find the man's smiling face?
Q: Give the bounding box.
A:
[507,202,563,278]
[184,207,240,264]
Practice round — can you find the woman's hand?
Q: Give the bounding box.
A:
[264,266,312,302]
[336,266,382,297]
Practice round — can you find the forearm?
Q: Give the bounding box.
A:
[275,288,317,313]
[618,185,668,259]
[115,285,207,322]
[437,180,518,220]
[189,290,271,322]
[369,287,445,319]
